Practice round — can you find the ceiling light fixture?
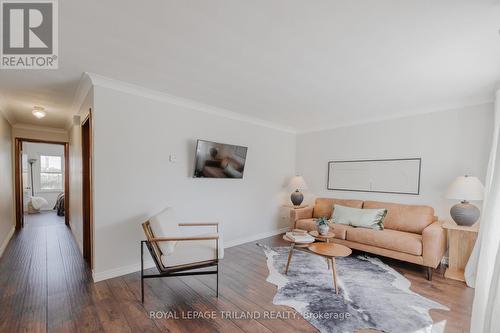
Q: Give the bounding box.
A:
[32,106,46,119]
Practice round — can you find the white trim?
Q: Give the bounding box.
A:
[91,227,289,282]
[85,72,296,134]
[0,108,15,125]
[93,259,155,283]
[223,227,289,248]
[297,100,494,134]
[67,73,93,130]
[12,123,68,135]
[77,72,494,135]
[0,226,15,257]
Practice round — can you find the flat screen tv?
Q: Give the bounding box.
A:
[194,140,248,178]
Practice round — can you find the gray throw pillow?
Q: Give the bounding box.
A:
[332,204,387,230]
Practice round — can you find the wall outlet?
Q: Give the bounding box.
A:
[169,154,177,163]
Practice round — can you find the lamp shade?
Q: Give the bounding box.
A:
[446,175,484,201]
[288,175,308,191]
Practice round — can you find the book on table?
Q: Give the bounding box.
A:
[285,232,315,243]
[291,229,307,235]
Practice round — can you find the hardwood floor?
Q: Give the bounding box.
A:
[0,213,473,333]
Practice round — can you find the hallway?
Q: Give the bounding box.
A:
[0,212,94,332]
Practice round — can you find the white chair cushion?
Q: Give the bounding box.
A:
[178,224,224,259]
[149,207,223,267]
[148,208,179,255]
[161,235,218,267]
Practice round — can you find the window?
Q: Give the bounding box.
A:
[40,155,63,191]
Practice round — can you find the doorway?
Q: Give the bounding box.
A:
[82,112,93,268]
[14,139,69,229]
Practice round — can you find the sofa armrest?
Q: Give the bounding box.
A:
[290,206,314,228]
[422,221,447,268]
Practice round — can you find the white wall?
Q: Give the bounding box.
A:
[22,142,65,210]
[76,74,493,282]
[68,89,93,253]
[91,82,295,280]
[296,103,494,220]
[0,113,15,257]
[12,124,68,142]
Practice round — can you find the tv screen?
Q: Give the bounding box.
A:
[194,140,248,178]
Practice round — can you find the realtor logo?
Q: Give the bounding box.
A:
[1,0,58,69]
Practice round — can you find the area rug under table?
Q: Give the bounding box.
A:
[258,244,448,333]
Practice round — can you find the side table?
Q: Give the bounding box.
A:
[442,220,479,282]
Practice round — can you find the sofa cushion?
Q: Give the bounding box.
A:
[313,198,364,218]
[295,218,316,232]
[295,219,350,240]
[363,201,434,234]
[329,223,351,240]
[346,228,423,256]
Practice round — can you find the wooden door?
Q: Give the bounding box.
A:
[64,143,70,226]
[14,139,24,229]
[82,113,93,268]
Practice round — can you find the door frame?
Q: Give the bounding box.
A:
[81,110,93,269]
[14,138,70,229]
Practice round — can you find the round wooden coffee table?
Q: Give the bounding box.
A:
[282,234,315,274]
[308,243,352,294]
[309,230,335,243]
[309,230,336,269]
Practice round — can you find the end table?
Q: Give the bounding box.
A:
[442,220,479,282]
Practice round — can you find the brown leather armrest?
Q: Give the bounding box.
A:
[290,206,314,228]
[422,221,447,268]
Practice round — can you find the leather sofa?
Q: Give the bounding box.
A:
[290,198,447,280]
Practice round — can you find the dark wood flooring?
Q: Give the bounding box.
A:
[0,212,473,333]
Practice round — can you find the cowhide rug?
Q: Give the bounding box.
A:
[258,244,448,333]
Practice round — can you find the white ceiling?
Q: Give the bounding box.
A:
[0,0,499,131]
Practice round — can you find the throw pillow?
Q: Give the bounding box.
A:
[332,204,387,230]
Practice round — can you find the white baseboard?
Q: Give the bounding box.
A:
[91,227,288,282]
[0,226,15,257]
[224,227,289,248]
[93,259,155,283]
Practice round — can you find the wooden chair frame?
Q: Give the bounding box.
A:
[141,221,220,303]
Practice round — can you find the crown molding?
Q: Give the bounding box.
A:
[296,100,495,134]
[85,72,297,134]
[0,92,15,125]
[67,73,93,130]
[12,123,68,134]
[79,72,496,135]
[0,108,15,125]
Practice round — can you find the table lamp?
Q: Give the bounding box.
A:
[288,175,307,206]
[445,175,484,226]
